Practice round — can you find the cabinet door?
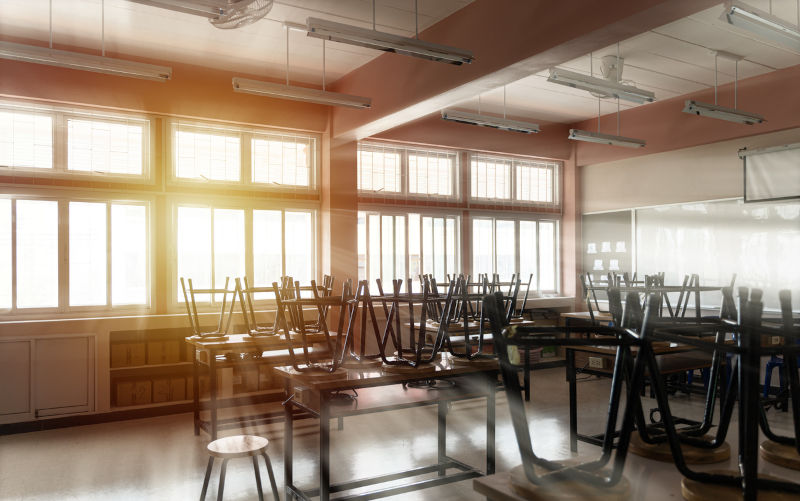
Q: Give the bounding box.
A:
[0,341,32,419]
[35,336,94,417]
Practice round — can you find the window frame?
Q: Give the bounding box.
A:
[358,207,461,286]
[357,141,460,201]
[0,101,154,182]
[469,213,560,295]
[167,119,320,193]
[0,189,154,318]
[168,196,319,312]
[469,153,561,208]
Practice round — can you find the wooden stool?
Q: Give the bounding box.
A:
[200,435,280,501]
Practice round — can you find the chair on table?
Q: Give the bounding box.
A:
[236,277,280,337]
[181,277,238,340]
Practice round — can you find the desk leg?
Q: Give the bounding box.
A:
[438,400,447,476]
[567,346,578,453]
[320,391,330,501]
[487,372,496,475]
[209,350,218,440]
[193,348,200,436]
[284,381,293,499]
[523,347,531,402]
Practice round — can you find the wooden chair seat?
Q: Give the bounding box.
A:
[207,435,268,459]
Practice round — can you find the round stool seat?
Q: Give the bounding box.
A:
[207,435,268,459]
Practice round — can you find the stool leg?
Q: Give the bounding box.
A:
[217,458,229,500]
[200,456,214,501]
[252,456,264,501]
[261,452,280,501]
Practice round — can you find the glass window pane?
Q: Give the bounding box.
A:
[433,218,445,282]
[112,204,147,305]
[422,217,433,278]
[16,200,58,308]
[395,216,406,282]
[472,218,493,277]
[357,147,401,193]
[0,199,10,309]
[408,151,454,196]
[470,157,510,200]
[253,210,283,292]
[357,212,366,282]
[519,221,537,288]
[252,136,313,187]
[69,202,107,306]
[408,214,420,287]
[175,129,240,181]
[68,118,144,175]
[539,221,556,291]
[285,211,313,285]
[213,209,245,298]
[446,218,456,279]
[0,111,53,169]
[368,214,380,286]
[177,206,211,302]
[496,220,515,281]
[381,215,394,281]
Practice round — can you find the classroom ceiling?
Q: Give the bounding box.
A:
[1,1,799,127]
[454,1,800,124]
[0,0,473,85]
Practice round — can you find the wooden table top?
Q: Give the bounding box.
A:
[273,352,498,392]
[185,332,329,351]
[561,311,614,321]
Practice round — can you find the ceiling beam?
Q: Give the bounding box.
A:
[329,0,721,141]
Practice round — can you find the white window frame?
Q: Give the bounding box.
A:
[358,208,460,286]
[167,119,320,193]
[357,142,460,201]
[169,197,318,311]
[0,101,154,182]
[0,190,154,318]
[469,153,561,208]
[469,214,560,295]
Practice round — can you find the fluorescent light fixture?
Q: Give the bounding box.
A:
[306,17,473,65]
[441,109,539,134]
[0,41,172,81]
[232,77,371,109]
[126,0,230,18]
[568,129,645,148]
[723,1,800,52]
[682,100,764,125]
[548,67,655,104]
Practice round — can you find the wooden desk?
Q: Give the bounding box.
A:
[275,355,498,501]
[186,332,328,439]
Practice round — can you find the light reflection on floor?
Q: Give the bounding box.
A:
[1,367,800,500]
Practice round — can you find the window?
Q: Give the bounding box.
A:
[171,121,318,190]
[471,216,559,293]
[471,154,560,206]
[0,110,53,170]
[175,127,241,182]
[0,196,150,312]
[0,104,153,178]
[358,142,458,199]
[67,117,145,175]
[358,211,459,285]
[175,204,316,303]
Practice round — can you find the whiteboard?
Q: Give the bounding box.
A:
[636,199,800,311]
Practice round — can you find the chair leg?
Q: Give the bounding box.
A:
[764,362,774,398]
[200,456,214,501]
[252,456,264,501]
[217,458,229,500]
[262,452,281,501]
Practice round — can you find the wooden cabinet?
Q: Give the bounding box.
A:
[0,336,94,423]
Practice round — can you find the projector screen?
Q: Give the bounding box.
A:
[636,198,800,311]
[744,143,800,202]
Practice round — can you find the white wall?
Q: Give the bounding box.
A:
[581,128,800,213]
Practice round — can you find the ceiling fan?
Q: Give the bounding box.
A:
[126,0,273,29]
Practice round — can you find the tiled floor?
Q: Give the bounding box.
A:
[1,368,799,500]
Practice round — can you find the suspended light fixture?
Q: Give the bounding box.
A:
[305,0,473,65]
[441,87,540,133]
[682,50,764,125]
[568,49,646,148]
[232,23,371,108]
[723,0,800,52]
[1,1,171,81]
